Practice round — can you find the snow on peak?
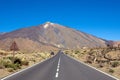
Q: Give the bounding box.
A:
[43,22,55,29]
[44,23,49,29]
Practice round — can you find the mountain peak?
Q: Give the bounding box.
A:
[0,22,107,52]
[43,21,55,29]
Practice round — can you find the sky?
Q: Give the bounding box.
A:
[0,0,120,41]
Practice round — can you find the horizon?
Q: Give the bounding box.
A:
[0,0,120,41]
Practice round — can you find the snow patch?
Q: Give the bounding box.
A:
[44,24,49,29]
[43,22,55,29]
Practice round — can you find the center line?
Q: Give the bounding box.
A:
[55,56,61,78]
[55,72,59,78]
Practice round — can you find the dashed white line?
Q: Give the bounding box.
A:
[55,56,61,78]
[57,65,60,68]
[57,68,59,72]
[55,72,59,78]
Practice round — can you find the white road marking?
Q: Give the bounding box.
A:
[57,68,59,72]
[57,65,60,68]
[55,56,61,78]
[55,72,59,78]
[67,54,119,80]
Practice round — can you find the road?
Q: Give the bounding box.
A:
[1,51,117,80]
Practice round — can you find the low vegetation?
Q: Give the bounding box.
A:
[0,56,29,72]
[0,50,51,78]
[65,47,120,79]
[109,68,114,73]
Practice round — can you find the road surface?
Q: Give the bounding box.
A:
[1,51,117,80]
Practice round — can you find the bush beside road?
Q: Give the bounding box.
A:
[64,47,120,79]
[0,50,51,78]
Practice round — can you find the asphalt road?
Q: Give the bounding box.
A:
[1,51,117,80]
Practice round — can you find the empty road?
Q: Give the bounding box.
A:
[1,51,118,80]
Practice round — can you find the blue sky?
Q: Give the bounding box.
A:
[0,0,120,40]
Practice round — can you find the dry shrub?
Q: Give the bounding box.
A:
[111,61,120,67]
